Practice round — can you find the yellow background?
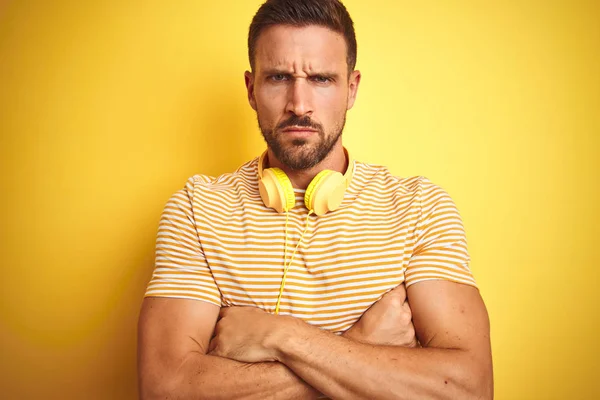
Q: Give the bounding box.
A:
[1,0,598,398]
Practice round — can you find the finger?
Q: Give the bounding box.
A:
[384,283,406,297]
[401,300,414,319]
[210,323,219,339]
[381,284,407,303]
[208,338,217,354]
[211,317,224,341]
[218,306,229,320]
[391,283,407,296]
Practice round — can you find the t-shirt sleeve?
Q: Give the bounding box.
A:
[144,178,222,306]
[405,179,477,289]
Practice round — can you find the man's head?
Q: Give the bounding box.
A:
[245,0,361,170]
[248,0,357,74]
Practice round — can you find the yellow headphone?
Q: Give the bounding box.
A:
[257,149,355,216]
[257,148,355,314]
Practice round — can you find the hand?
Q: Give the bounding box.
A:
[208,306,288,363]
[343,284,418,347]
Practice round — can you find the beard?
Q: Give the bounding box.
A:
[259,113,346,170]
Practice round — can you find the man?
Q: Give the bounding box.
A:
[138,0,493,399]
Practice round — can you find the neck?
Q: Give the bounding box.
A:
[266,142,347,190]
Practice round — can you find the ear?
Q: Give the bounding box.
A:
[346,70,361,110]
[245,71,257,111]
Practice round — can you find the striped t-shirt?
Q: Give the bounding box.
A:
[145,157,477,333]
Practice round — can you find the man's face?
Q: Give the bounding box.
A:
[245,25,360,170]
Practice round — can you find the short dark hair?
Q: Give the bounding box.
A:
[248,0,357,73]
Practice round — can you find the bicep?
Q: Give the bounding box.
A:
[138,297,220,391]
[407,280,491,358]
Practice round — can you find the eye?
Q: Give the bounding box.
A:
[270,74,288,82]
[311,75,333,84]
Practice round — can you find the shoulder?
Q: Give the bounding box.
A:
[352,161,447,199]
[182,158,259,198]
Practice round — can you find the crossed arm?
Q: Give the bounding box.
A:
[138,280,492,399]
[138,284,415,400]
[138,296,320,400]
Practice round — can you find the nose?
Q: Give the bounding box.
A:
[285,78,313,117]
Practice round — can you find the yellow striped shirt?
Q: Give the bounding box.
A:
[145,157,476,333]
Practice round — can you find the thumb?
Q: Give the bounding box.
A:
[383,284,407,300]
[208,337,217,354]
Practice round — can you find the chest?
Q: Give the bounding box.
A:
[197,200,413,333]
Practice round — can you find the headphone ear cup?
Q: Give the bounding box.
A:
[305,170,346,216]
[272,168,296,211]
[259,168,295,213]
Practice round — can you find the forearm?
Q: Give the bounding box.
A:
[277,321,491,400]
[146,353,319,400]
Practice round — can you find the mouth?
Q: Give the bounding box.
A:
[282,127,318,134]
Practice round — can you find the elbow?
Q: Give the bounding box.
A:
[475,356,494,400]
[467,375,493,400]
[441,351,493,400]
[477,370,494,400]
[471,377,494,400]
[450,373,493,400]
[139,382,168,400]
[139,371,181,400]
[461,359,494,400]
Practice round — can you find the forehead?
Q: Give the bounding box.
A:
[254,25,347,73]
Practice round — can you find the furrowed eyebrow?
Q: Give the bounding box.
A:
[261,69,340,80]
[309,73,339,80]
[262,69,293,76]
